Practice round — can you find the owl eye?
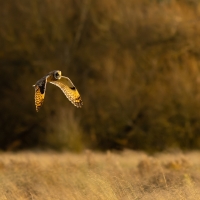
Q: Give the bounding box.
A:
[54,72,60,79]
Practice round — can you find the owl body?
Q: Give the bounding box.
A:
[33,70,83,112]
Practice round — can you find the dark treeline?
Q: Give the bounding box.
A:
[1,0,200,151]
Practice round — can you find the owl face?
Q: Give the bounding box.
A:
[53,70,61,80]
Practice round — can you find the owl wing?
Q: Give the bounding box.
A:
[34,76,48,112]
[50,76,83,107]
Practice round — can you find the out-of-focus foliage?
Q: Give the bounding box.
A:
[1,0,200,151]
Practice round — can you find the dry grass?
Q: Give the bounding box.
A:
[0,150,200,199]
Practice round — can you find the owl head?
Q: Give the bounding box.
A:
[53,70,61,80]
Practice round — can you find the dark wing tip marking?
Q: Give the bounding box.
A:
[74,96,83,108]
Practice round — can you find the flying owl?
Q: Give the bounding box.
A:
[33,70,83,112]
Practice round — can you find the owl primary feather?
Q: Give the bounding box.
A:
[33,70,83,112]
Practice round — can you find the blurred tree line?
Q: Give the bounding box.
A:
[1,0,200,151]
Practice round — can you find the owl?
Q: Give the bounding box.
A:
[33,70,83,112]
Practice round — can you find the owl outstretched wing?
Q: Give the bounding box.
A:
[34,76,48,112]
[50,76,83,107]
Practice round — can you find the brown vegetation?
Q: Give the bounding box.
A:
[0,150,200,199]
[1,0,200,150]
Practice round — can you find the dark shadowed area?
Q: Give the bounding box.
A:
[1,0,200,151]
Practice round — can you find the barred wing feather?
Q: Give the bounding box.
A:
[50,76,83,108]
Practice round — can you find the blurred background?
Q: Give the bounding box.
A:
[1,0,200,152]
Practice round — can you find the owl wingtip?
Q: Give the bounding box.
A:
[76,102,83,108]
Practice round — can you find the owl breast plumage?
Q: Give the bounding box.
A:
[33,70,83,112]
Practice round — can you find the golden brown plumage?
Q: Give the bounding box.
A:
[33,70,83,112]
[34,85,45,112]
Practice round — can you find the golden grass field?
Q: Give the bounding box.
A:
[0,150,200,200]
